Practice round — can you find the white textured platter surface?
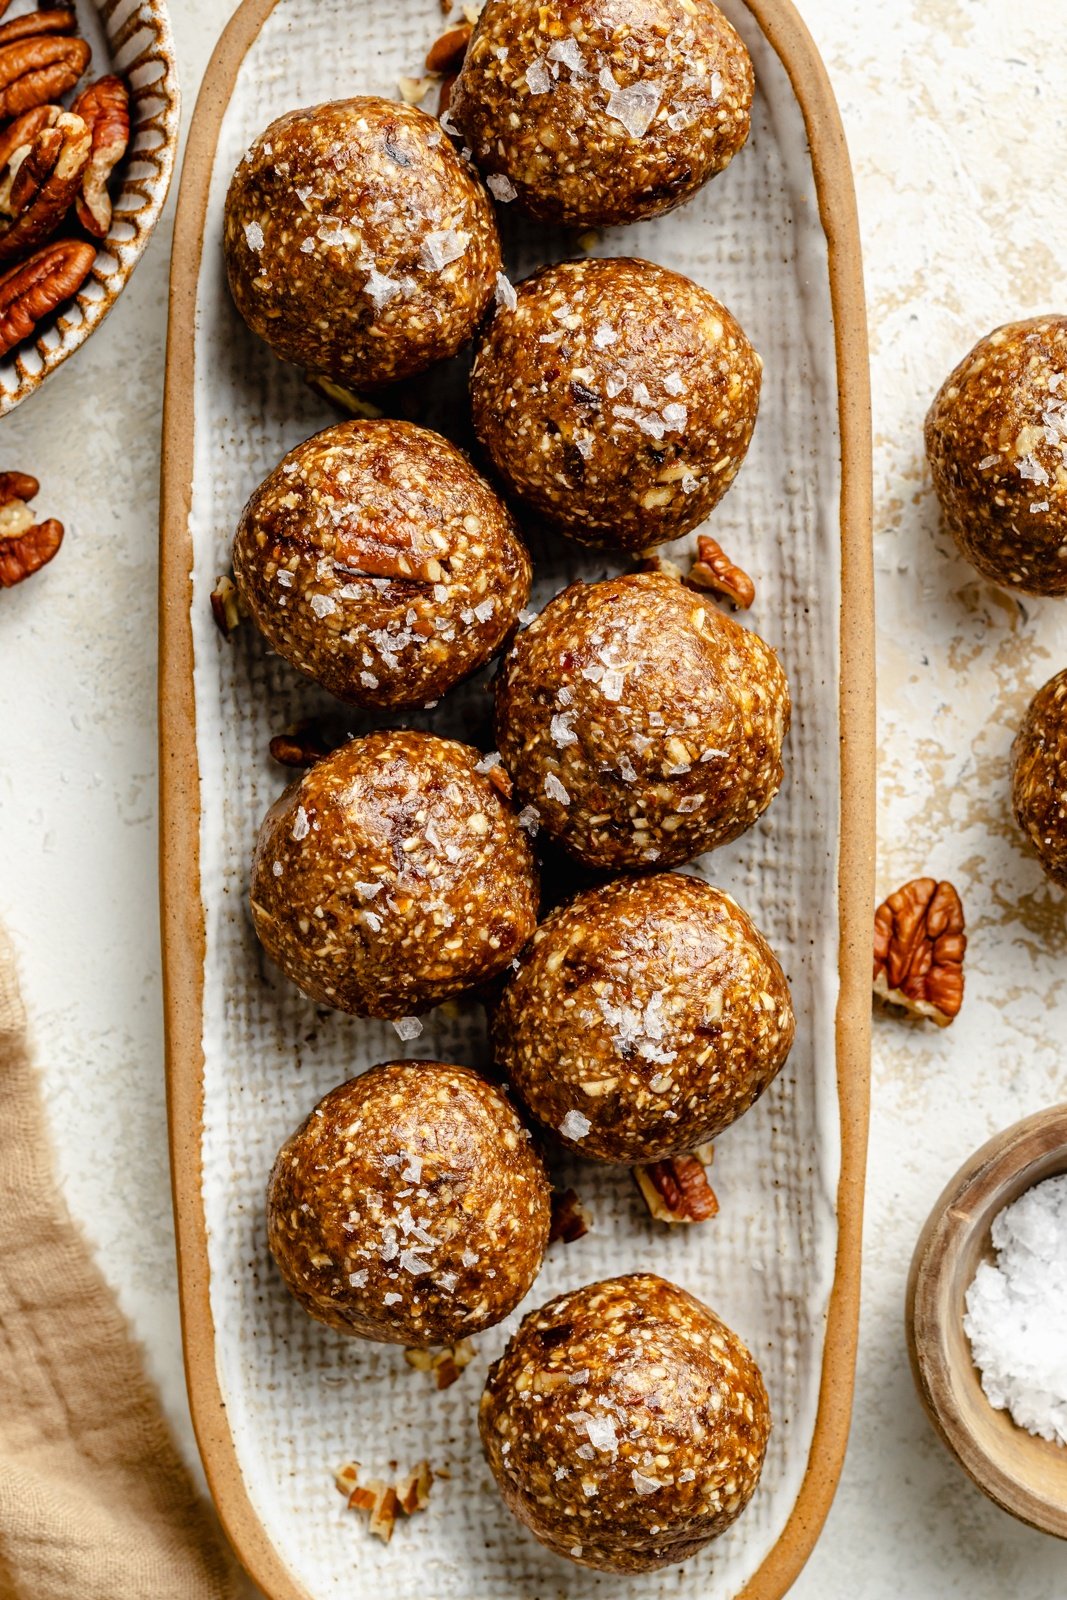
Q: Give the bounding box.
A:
[0,0,180,416]
[160,1,873,1597]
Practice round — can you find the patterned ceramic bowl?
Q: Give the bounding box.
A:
[0,0,180,417]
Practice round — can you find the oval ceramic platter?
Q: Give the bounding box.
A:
[160,1,874,1597]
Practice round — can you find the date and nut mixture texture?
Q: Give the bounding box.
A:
[267,1062,551,1345]
[451,0,753,227]
[494,572,790,870]
[492,873,794,1162]
[1012,668,1067,887]
[479,1272,770,1572]
[224,97,500,389]
[250,731,539,1017]
[471,256,761,552]
[232,419,531,709]
[925,316,1067,595]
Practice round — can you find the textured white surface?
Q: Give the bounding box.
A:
[185,2,842,1594]
[0,2,1066,1599]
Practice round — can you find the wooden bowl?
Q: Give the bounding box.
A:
[0,0,180,416]
[907,1104,1067,1538]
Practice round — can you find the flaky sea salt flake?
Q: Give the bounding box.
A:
[605,80,663,138]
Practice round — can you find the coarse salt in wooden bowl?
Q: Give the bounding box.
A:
[906,1103,1067,1539]
[0,0,180,417]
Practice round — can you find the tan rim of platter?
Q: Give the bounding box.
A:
[159,1,875,1594]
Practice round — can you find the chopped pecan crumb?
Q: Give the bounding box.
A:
[634,1149,719,1224]
[685,534,755,609]
[873,877,966,1026]
[335,1459,434,1541]
[549,1186,593,1244]
[209,574,242,637]
[403,1339,476,1389]
[635,551,685,583]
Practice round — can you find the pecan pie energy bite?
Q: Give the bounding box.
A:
[451,0,754,227]
[268,1062,551,1345]
[233,419,531,708]
[493,873,794,1162]
[925,316,1067,594]
[495,572,790,870]
[471,257,761,552]
[1012,668,1067,886]
[250,731,539,1017]
[224,97,501,388]
[480,1273,771,1571]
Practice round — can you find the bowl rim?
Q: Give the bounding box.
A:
[906,1102,1067,1539]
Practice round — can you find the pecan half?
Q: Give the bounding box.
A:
[71,74,129,237]
[425,22,471,73]
[0,470,63,588]
[549,1187,592,1244]
[0,9,77,47]
[686,534,756,609]
[0,236,95,357]
[0,110,90,263]
[0,34,90,118]
[634,1148,719,1224]
[873,877,966,1026]
[269,719,337,769]
[0,102,59,177]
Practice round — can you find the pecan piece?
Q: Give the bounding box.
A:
[549,1186,592,1244]
[269,719,337,769]
[425,22,471,74]
[71,74,129,237]
[634,1148,719,1224]
[0,9,77,47]
[0,110,90,263]
[873,877,966,1026]
[404,1338,476,1390]
[305,369,383,419]
[0,237,96,357]
[0,470,63,588]
[209,574,242,637]
[686,534,756,609]
[0,35,90,118]
[335,1460,432,1540]
[437,72,458,118]
[395,1460,433,1516]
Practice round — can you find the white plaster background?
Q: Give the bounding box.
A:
[0,0,1065,1596]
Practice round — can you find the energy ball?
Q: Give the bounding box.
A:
[480,1273,771,1572]
[250,731,539,1017]
[1012,668,1067,886]
[495,572,790,870]
[224,97,501,389]
[267,1062,551,1345]
[232,419,531,709]
[451,0,754,228]
[471,257,761,552]
[492,873,794,1162]
[925,316,1067,595]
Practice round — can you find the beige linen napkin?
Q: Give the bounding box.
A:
[0,927,237,1600]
